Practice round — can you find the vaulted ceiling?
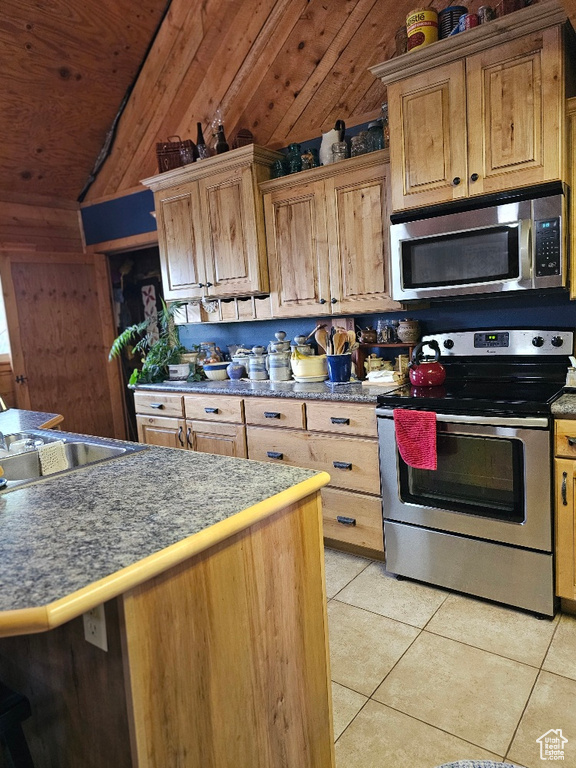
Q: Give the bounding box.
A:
[2,0,574,203]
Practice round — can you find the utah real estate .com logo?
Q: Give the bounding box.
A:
[537,729,568,761]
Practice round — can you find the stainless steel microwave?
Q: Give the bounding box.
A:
[389,184,568,301]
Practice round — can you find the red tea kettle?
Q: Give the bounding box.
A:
[409,340,446,387]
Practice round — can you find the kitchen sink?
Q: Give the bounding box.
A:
[0,433,146,490]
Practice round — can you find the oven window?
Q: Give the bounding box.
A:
[398,433,525,522]
[402,226,519,288]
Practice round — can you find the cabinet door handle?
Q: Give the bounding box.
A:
[319,298,327,305]
[186,427,193,449]
[452,176,461,186]
[331,417,350,425]
[150,402,164,409]
[333,461,352,470]
[470,173,479,182]
[267,451,283,460]
[337,515,356,526]
[264,412,281,419]
[205,282,213,288]
[177,426,184,447]
[331,297,338,304]
[562,471,568,506]
[197,283,205,288]
[204,407,219,414]
[567,437,576,446]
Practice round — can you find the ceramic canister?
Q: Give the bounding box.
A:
[266,351,292,381]
[248,354,268,381]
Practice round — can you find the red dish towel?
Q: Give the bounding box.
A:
[393,409,437,470]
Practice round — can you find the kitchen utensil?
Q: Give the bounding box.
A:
[334,330,348,355]
[409,340,446,386]
[314,327,328,354]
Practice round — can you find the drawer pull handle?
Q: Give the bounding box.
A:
[264,412,281,419]
[562,471,568,506]
[337,515,356,526]
[333,461,352,470]
[567,437,576,446]
[186,427,193,449]
[267,451,283,460]
[177,426,184,447]
[204,407,219,414]
[150,402,164,409]
[330,417,350,425]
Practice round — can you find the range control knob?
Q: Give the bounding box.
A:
[443,339,454,349]
[532,336,544,347]
[551,336,564,348]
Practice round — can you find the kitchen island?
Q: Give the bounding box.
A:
[0,422,333,768]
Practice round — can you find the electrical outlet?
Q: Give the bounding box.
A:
[83,604,108,651]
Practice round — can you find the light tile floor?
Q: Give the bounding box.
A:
[325,547,576,768]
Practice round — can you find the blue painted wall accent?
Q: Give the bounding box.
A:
[81,189,156,245]
[177,290,576,355]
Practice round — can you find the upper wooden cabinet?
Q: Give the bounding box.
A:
[260,151,401,317]
[371,0,568,212]
[142,145,283,299]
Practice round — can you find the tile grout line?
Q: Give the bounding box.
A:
[502,668,543,762]
[364,698,507,760]
[329,596,430,632]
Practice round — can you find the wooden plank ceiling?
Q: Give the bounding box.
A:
[1,0,574,203]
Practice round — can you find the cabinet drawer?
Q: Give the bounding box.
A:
[244,398,305,429]
[246,427,380,494]
[184,395,244,423]
[321,488,384,553]
[555,420,576,458]
[306,401,377,437]
[134,392,184,417]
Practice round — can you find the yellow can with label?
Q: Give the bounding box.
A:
[406,8,438,51]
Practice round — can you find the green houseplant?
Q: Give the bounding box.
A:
[109,299,196,386]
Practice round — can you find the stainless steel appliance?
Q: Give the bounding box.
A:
[376,328,574,616]
[390,183,567,301]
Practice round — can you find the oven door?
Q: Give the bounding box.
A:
[377,412,552,552]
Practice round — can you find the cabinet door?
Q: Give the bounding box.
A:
[155,185,206,300]
[264,181,331,317]
[569,98,576,300]
[388,60,468,211]
[326,163,401,314]
[199,164,268,297]
[466,28,563,196]
[136,415,186,449]
[188,420,247,458]
[555,458,576,600]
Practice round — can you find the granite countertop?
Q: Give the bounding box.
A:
[0,408,64,433]
[136,378,401,403]
[551,393,576,416]
[0,428,325,622]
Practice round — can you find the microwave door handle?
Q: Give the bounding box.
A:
[518,218,532,289]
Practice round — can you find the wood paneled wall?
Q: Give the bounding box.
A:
[0,192,83,253]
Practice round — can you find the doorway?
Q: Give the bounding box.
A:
[108,246,163,441]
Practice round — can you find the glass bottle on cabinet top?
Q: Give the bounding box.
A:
[196,122,211,159]
[215,125,229,154]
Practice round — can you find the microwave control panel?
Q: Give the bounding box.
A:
[535,218,561,276]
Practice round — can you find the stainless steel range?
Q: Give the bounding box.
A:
[376,328,573,617]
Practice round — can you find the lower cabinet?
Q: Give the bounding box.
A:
[135,390,384,557]
[555,418,576,600]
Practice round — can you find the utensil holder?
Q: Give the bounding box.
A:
[326,353,352,383]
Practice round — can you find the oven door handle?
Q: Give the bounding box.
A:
[375,408,548,429]
[518,217,532,290]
